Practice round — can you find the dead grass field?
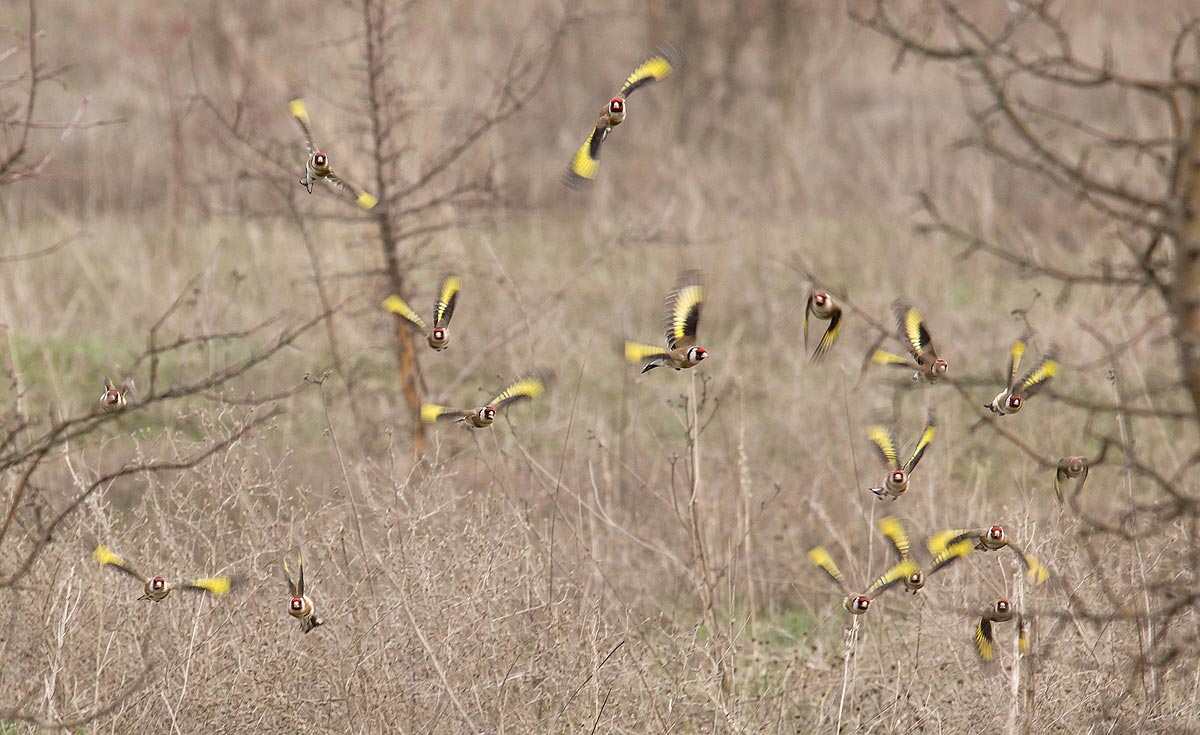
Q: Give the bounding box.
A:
[2,1,1200,733]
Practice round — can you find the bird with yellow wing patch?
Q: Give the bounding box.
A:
[563,49,676,188]
[289,98,378,210]
[92,544,235,602]
[973,599,1028,663]
[986,337,1060,415]
[625,270,709,374]
[871,300,950,382]
[804,289,843,362]
[808,544,915,615]
[422,371,551,429]
[866,412,936,500]
[874,516,973,593]
[383,275,462,351]
[925,525,1050,586]
[283,551,324,634]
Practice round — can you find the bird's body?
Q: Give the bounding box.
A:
[804,290,843,362]
[926,525,1050,585]
[866,416,936,500]
[563,51,675,187]
[985,339,1059,415]
[92,544,233,602]
[625,271,708,374]
[1055,455,1090,502]
[289,99,378,210]
[871,301,949,382]
[99,376,129,412]
[974,599,1028,662]
[422,373,549,430]
[284,553,323,634]
[383,276,462,352]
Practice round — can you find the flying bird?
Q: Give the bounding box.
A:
[625,270,709,374]
[866,413,936,500]
[807,546,873,615]
[804,290,843,362]
[871,301,949,382]
[99,376,133,412]
[875,516,972,593]
[974,599,1028,662]
[289,98,378,210]
[383,275,462,351]
[563,50,676,188]
[283,551,324,634]
[1055,455,1091,504]
[985,338,1059,415]
[926,525,1050,585]
[422,372,550,429]
[92,544,234,602]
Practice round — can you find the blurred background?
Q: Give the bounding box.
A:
[2,0,1199,732]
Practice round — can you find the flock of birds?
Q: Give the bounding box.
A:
[84,49,1095,661]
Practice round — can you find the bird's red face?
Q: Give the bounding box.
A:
[290,597,305,612]
[814,292,829,307]
[1005,395,1023,412]
[1068,457,1084,474]
[994,599,1010,615]
[850,595,871,613]
[103,390,121,404]
[890,469,906,486]
[609,97,624,115]
[151,577,166,591]
[690,346,708,363]
[988,525,1005,542]
[482,406,497,422]
[432,328,445,341]
[313,152,327,167]
[933,359,949,376]
[907,570,925,589]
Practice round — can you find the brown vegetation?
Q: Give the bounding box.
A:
[2,0,1200,732]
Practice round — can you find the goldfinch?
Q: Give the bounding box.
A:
[283,552,323,634]
[563,50,676,188]
[974,599,1028,662]
[383,275,462,351]
[422,372,550,429]
[874,516,973,593]
[289,98,378,210]
[92,544,234,602]
[866,414,936,500]
[1054,456,1090,503]
[625,270,708,374]
[98,376,132,412]
[871,301,949,382]
[986,338,1059,415]
[926,525,1050,585]
[807,546,873,615]
[804,290,843,362]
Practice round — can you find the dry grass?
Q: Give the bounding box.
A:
[2,1,1199,732]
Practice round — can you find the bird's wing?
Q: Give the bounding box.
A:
[866,559,919,597]
[324,172,379,211]
[877,516,910,561]
[1016,353,1059,399]
[618,51,675,97]
[421,404,469,423]
[563,125,607,189]
[807,546,846,588]
[1006,339,1026,391]
[289,98,315,155]
[383,295,428,331]
[434,276,462,328]
[181,576,233,596]
[490,373,549,411]
[92,544,143,581]
[904,416,937,473]
[625,341,669,364]
[663,272,704,350]
[974,617,997,662]
[866,425,900,470]
[894,301,937,362]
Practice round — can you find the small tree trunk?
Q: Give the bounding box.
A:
[1172,96,1200,422]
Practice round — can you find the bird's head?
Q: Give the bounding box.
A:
[987,525,1006,543]
[151,577,166,591]
[1005,394,1023,412]
[1067,457,1085,475]
[313,152,327,168]
[888,469,906,488]
[290,597,305,612]
[813,292,830,308]
[907,570,926,590]
[688,346,708,363]
[847,595,871,614]
[609,97,624,115]
[933,359,949,377]
[479,406,497,424]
